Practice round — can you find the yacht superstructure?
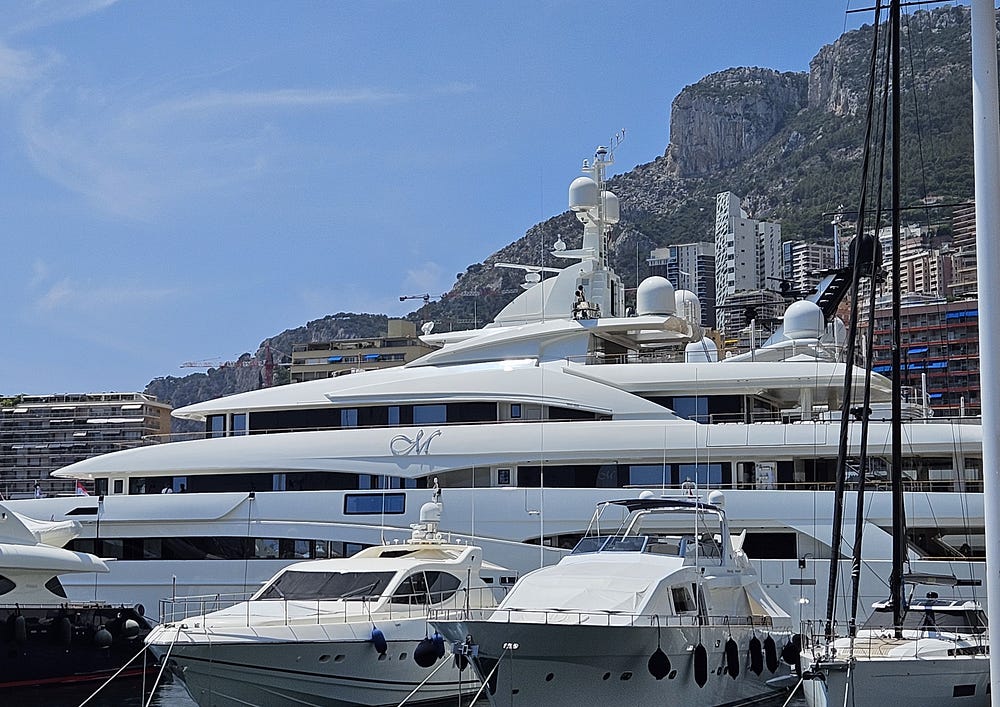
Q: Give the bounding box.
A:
[2,143,984,625]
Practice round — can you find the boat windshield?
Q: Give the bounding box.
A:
[862,605,987,634]
[256,570,396,601]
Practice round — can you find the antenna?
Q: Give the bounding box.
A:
[607,128,626,158]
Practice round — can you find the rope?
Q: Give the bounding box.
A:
[465,646,511,707]
[394,655,454,707]
[143,626,183,707]
[779,674,806,707]
[77,643,150,707]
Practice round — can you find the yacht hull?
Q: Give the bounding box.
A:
[436,620,792,707]
[164,635,478,707]
[802,656,990,707]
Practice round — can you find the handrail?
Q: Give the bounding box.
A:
[158,586,506,629]
[428,606,775,629]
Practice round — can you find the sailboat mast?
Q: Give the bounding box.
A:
[970,0,1000,700]
[888,0,905,637]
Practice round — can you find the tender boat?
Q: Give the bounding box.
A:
[146,484,505,706]
[433,493,796,707]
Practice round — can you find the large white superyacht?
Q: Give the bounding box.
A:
[5,144,985,624]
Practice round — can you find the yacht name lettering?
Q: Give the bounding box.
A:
[390,429,442,455]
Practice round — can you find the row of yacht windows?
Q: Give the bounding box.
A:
[203,396,781,436]
[207,403,597,436]
[65,536,372,561]
[93,453,975,497]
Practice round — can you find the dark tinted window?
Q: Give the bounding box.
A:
[0,575,14,596]
[45,576,67,598]
[258,571,395,601]
[345,493,405,515]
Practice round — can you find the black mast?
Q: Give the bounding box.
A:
[889,0,906,638]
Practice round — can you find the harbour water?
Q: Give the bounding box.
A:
[10,673,196,707]
[17,674,808,707]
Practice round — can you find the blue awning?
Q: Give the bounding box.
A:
[328,356,343,363]
[363,353,380,361]
[907,347,928,355]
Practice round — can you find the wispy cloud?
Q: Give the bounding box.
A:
[402,261,448,295]
[0,40,53,93]
[32,277,177,314]
[152,87,408,116]
[8,0,120,36]
[16,80,469,220]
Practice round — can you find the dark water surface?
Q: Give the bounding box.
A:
[8,673,197,707]
[10,674,807,706]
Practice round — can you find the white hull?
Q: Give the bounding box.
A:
[437,620,790,707]
[166,635,475,707]
[803,655,990,707]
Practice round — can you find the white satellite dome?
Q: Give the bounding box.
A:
[783,299,825,340]
[601,190,620,224]
[674,289,701,324]
[685,337,719,362]
[568,176,599,212]
[636,276,676,316]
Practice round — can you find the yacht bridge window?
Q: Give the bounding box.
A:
[391,571,462,605]
[257,570,395,601]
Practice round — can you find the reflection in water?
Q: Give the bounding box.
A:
[6,672,807,706]
[7,673,196,707]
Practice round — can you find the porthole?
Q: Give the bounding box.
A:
[399,652,407,660]
[620,672,632,681]
[334,654,345,663]
[668,669,677,680]
[318,655,331,663]
[545,673,554,682]
[602,672,611,681]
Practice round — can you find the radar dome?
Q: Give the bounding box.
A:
[674,289,701,324]
[420,501,441,524]
[707,490,726,508]
[685,337,719,362]
[635,275,677,317]
[636,276,676,316]
[568,176,599,212]
[783,300,825,340]
[601,190,620,224]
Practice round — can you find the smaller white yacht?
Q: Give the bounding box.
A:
[0,502,153,688]
[146,484,506,707]
[801,591,990,707]
[432,493,796,707]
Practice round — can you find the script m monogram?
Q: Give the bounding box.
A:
[389,429,442,456]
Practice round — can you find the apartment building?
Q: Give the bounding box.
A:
[0,392,172,497]
[290,319,437,383]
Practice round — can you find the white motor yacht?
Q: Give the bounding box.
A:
[2,143,984,627]
[433,493,795,707]
[146,485,504,707]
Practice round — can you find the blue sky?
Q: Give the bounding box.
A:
[1,0,878,395]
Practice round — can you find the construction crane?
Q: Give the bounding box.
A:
[180,342,277,388]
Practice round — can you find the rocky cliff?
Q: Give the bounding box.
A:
[665,67,808,178]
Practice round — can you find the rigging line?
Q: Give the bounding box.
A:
[901,7,935,232]
[848,202,884,631]
[77,642,150,707]
[143,625,182,707]
[394,654,454,707]
[825,0,887,639]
